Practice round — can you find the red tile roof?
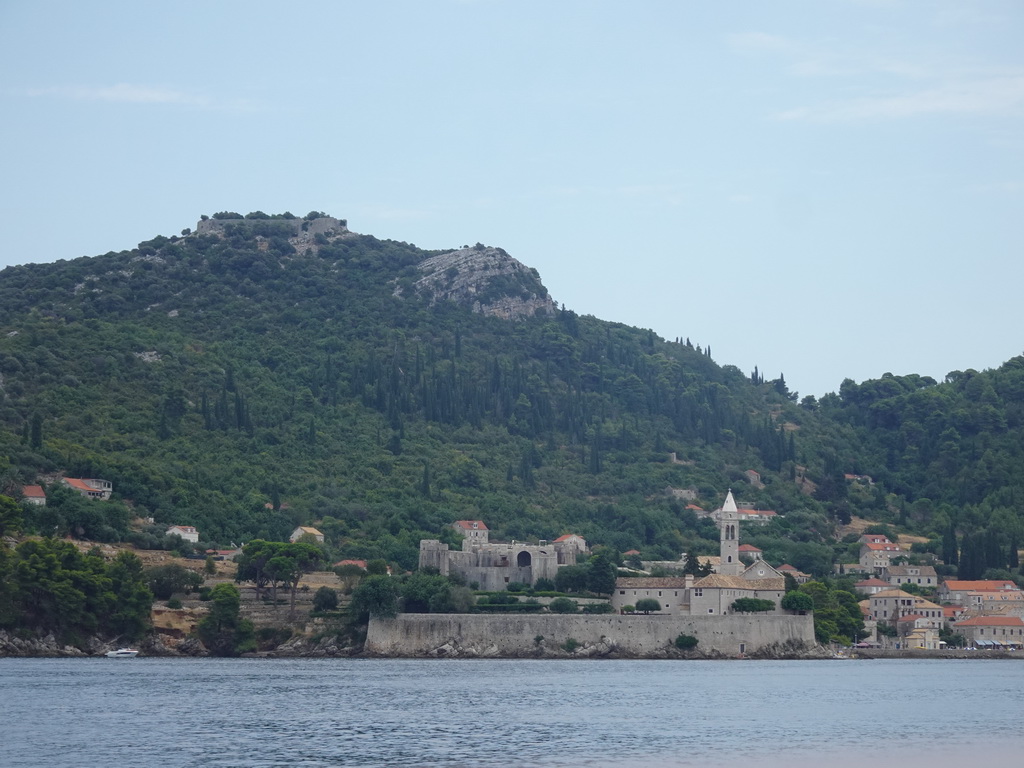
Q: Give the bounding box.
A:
[334,559,367,569]
[623,549,641,556]
[22,485,46,498]
[63,478,93,491]
[855,578,890,587]
[942,580,1018,592]
[554,534,582,542]
[863,541,900,551]
[454,520,488,531]
[738,544,762,552]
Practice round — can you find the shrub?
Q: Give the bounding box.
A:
[548,597,578,614]
[313,586,339,612]
[506,582,529,593]
[533,578,555,592]
[581,602,615,614]
[674,634,698,650]
[561,638,580,653]
[731,597,775,613]
[621,605,635,614]
[166,598,182,609]
[635,598,662,614]
[781,592,814,613]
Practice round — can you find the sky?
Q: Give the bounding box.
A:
[1,0,1022,397]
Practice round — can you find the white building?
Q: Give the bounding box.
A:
[166,525,199,543]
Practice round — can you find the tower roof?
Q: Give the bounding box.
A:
[722,490,738,513]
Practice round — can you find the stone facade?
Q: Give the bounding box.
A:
[419,521,585,591]
[365,613,816,658]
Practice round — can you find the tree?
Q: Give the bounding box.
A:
[554,565,589,594]
[683,554,713,577]
[106,552,153,640]
[634,598,661,614]
[548,597,578,614]
[0,495,22,537]
[781,591,814,613]
[312,586,339,612]
[197,583,255,656]
[731,597,775,613]
[350,575,399,623]
[586,551,618,596]
[235,540,282,599]
[145,563,202,600]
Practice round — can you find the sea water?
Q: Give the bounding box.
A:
[0,658,1020,767]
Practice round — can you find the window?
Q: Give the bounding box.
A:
[708,609,714,614]
[619,590,625,595]
[694,589,703,597]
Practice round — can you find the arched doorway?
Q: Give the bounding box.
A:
[517,551,532,567]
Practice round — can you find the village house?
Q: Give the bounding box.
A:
[859,539,902,573]
[868,589,943,626]
[937,579,1021,605]
[614,577,691,614]
[166,525,199,543]
[289,526,325,543]
[883,564,937,588]
[62,477,112,501]
[21,485,46,506]
[953,615,1024,648]
[738,544,763,561]
[854,577,892,595]
[777,564,812,584]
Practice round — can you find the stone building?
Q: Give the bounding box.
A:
[418,521,587,591]
[611,492,786,616]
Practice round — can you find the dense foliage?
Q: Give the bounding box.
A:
[0,518,152,642]
[1,213,1022,583]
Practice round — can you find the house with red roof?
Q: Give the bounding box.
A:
[21,485,47,506]
[937,579,1020,605]
[62,477,112,501]
[859,540,902,573]
[738,544,762,561]
[334,559,368,570]
[854,577,891,595]
[777,564,811,584]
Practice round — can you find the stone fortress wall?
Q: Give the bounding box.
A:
[366,613,816,658]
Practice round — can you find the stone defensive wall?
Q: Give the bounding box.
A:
[365,613,816,658]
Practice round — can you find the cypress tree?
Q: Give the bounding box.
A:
[30,413,42,449]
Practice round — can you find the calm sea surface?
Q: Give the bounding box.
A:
[0,658,1020,768]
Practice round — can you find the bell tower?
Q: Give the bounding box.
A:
[719,489,742,575]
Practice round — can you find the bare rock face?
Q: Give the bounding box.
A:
[403,245,556,320]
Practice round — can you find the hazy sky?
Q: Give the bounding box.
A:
[2,1,1022,396]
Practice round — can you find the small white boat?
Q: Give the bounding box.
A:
[104,648,139,658]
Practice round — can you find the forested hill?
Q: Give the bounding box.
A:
[0,211,1020,579]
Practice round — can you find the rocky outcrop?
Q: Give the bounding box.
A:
[400,245,556,320]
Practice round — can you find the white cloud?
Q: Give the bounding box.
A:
[24,83,260,111]
[777,75,1024,122]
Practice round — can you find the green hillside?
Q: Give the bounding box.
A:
[0,212,1020,580]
